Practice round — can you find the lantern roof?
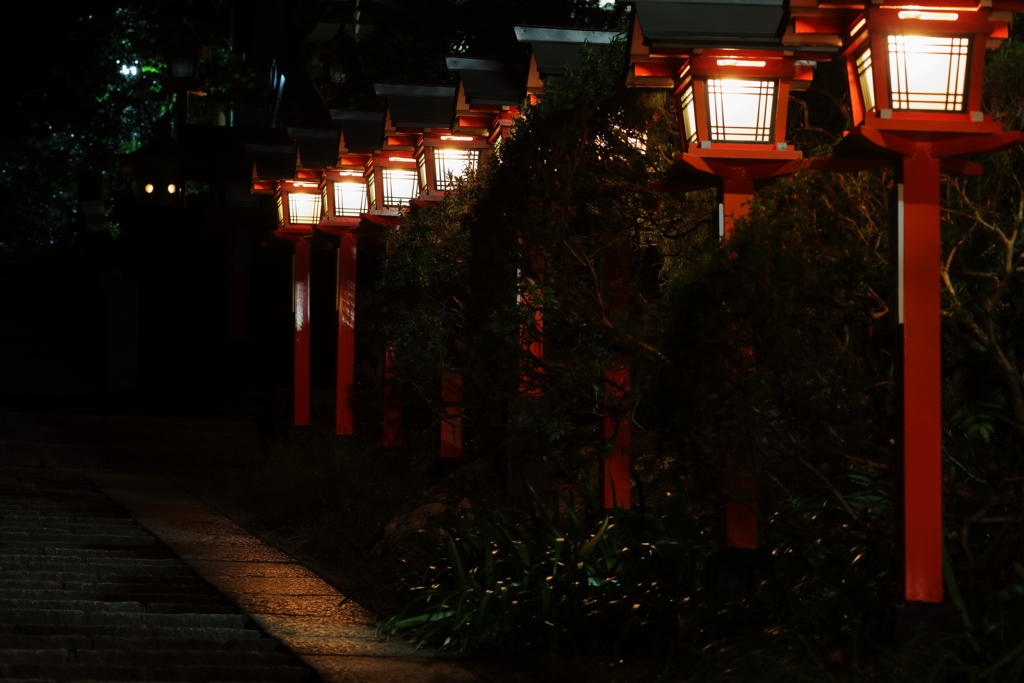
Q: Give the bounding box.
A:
[373,83,457,129]
[625,2,838,89]
[632,0,787,48]
[515,25,623,92]
[445,58,524,106]
[792,0,1024,53]
[288,127,339,170]
[246,142,299,193]
[330,110,385,151]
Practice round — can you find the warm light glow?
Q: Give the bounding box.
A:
[706,79,776,142]
[388,156,414,163]
[144,184,154,194]
[898,10,958,20]
[433,148,480,191]
[167,184,177,194]
[851,17,867,35]
[440,135,475,141]
[293,182,318,188]
[885,4,974,12]
[887,34,968,111]
[680,86,698,143]
[287,191,322,225]
[716,59,767,68]
[336,171,363,177]
[332,181,367,217]
[381,167,419,206]
[856,48,876,112]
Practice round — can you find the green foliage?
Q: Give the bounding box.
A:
[360,16,1024,681]
[377,482,714,657]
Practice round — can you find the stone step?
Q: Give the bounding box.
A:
[0,633,90,650]
[0,590,224,605]
[92,634,278,652]
[2,661,309,682]
[0,600,143,613]
[0,468,315,683]
[86,612,248,629]
[75,648,292,667]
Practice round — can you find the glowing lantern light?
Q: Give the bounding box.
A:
[416,133,489,195]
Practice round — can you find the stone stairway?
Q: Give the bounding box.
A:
[0,412,261,471]
[0,467,311,682]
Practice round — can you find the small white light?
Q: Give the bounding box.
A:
[167,184,177,194]
[144,184,154,194]
[716,59,767,68]
[293,182,318,188]
[336,171,363,177]
[898,10,959,20]
[387,156,413,163]
[440,135,475,141]
[851,17,867,35]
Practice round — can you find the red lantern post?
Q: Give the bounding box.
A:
[801,0,1023,604]
[250,142,321,427]
[517,26,633,507]
[626,2,831,540]
[318,130,371,436]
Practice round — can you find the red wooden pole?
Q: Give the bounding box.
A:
[336,232,357,435]
[519,242,545,396]
[601,364,631,509]
[720,178,754,241]
[600,241,632,509]
[721,178,759,550]
[898,153,944,603]
[383,345,403,447]
[293,237,312,426]
[440,369,463,458]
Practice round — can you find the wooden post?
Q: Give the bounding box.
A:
[600,240,631,509]
[896,153,944,603]
[383,345,403,447]
[440,369,463,458]
[336,232,357,435]
[293,237,311,426]
[721,177,759,550]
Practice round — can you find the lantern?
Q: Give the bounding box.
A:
[275,180,322,234]
[365,153,419,211]
[416,133,489,196]
[676,53,797,151]
[320,167,368,225]
[840,2,1011,133]
[789,0,1022,606]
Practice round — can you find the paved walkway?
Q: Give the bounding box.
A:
[90,472,491,683]
[0,465,525,683]
[0,410,530,682]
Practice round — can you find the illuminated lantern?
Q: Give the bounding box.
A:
[840,2,1011,131]
[274,180,322,234]
[798,0,1023,607]
[416,133,489,197]
[322,167,369,223]
[668,50,812,234]
[365,153,420,211]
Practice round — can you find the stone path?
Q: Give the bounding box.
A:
[0,466,521,683]
[0,410,532,682]
[89,472,489,683]
[0,467,307,682]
